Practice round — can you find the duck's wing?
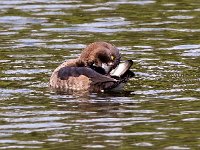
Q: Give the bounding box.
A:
[57,67,117,91]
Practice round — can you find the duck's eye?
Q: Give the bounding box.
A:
[111,55,115,61]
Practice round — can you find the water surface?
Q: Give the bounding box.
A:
[0,0,200,149]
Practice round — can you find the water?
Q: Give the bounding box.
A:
[0,0,200,149]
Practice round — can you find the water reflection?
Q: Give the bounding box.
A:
[0,0,200,149]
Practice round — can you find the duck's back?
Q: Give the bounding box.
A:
[50,59,84,88]
[49,59,117,92]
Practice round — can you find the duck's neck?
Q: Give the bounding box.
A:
[75,58,87,67]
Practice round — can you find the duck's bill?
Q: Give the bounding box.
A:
[110,60,133,77]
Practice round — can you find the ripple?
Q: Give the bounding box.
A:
[94,119,165,127]
[182,118,200,122]
[0,145,41,149]
[164,146,190,150]
[15,4,78,11]
[46,44,85,49]
[0,122,66,129]
[76,117,150,123]
[167,44,200,50]
[83,145,105,148]
[41,26,200,34]
[8,54,53,58]
[3,116,66,123]
[0,110,79,117]
[133,45,152,49]
[140,21,179,25]
[0,60,10,63]
[0,88,33,94]
[106,0,155,5]
[0,133,12,138]
[157,127,182,131]
[181,49,200,57]
[41,27,125,33]
[77,20,130,28]
[172,97,198,101]
[133,142,153,147]
[0,16,47,25]
[0,106,44,110]
[85,7,115,12]
[16,39,45,47]
[35,11,67,16]
[146,37,181,41]
[94,128,122,132]
[0,77,35,81]
[164,61,184,65]
[162,3,176,6]
[135,89,184,95]
[0,31,17,35]
[94,132,164,137]
[181,111,200,115]
[0,139,43,144]
[110,109,157,114]
[168,15,194,19]
[3,69,49,75]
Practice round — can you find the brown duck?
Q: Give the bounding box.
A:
[50,42,134,92]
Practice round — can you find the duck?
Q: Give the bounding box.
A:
[49,42,134,92]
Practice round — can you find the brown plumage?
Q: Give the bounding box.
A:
[49,42,133,92]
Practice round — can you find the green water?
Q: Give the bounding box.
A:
[0,0,200,149]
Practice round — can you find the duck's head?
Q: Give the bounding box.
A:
[79,42,121,73]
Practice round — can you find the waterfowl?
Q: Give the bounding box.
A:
[50,42,134,92]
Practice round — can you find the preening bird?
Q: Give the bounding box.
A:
[49,42,134,92]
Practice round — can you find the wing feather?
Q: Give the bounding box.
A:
[57,67,117,91]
